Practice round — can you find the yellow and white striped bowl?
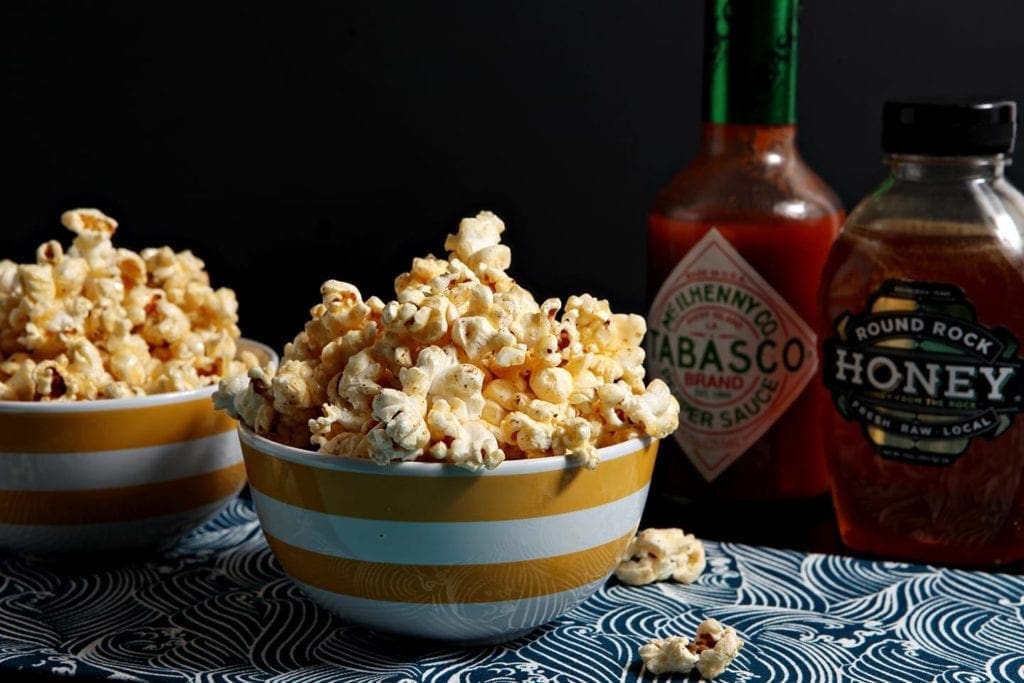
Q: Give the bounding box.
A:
[0,339,276,554]
[239,425,659,643]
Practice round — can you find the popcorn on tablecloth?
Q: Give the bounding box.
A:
[615,527,707,586]
[0,208,259,400]
[214,210,680,470]
[638,636,699,676]
[639,619,743,679]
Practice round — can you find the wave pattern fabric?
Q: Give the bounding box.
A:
[1,498,1022,682]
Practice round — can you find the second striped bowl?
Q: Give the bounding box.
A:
[0,338,276,555]
[238,424,659,644]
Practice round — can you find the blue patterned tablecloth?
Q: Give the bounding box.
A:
[1,498,1023,682]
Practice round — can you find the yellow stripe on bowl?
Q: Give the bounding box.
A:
[264,529,635,603]
[241,440,657,522]
[0,462,246,525]
[0,397,236,453]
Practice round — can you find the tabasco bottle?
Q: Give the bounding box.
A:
[646,0,844,516]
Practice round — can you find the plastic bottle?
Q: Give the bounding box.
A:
[819,98,1024,566]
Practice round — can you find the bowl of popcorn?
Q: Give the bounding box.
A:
[218,211,681,643]
[0,209,276,554]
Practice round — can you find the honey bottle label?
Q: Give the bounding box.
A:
[647,228,817,481]
[823,280,1024,465]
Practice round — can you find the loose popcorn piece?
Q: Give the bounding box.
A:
[0,209,258,400]
[217,210,681,470]
[639,620,743,680]
[615,528,706,586]
[638,636,699,676]
[691,619,744,680]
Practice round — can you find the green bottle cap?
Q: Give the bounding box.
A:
[702,0,798,125]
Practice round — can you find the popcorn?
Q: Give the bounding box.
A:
[215,211,681,470]
[426,402,503,471]
[638,636,699,676]
[0,209,258,401]
[615,528,707,586]
[369,389,430,463]
[638,620,743,679]
[691,619,744,680]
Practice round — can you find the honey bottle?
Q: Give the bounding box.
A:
[819,99,1024,565]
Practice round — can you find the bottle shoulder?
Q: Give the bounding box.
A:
[844,175,1024,235]
[821,176,1024,314]
[652,149,844,223]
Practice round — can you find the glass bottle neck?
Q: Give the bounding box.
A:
[702,0,798,125]
[886,154,1008,183]
[699,123,798,159]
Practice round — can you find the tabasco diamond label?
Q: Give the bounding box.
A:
[647,228,817,481]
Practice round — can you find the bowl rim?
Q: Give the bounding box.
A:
[0,337,278,414]
[238,421,654,477]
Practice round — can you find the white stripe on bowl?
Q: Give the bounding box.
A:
[292,576,607,643]
[0,432,242,491]
[0,496,235,554]
[250,485,647,565]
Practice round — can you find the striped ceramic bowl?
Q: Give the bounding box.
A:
[0,339,276,555]
[239,425,659,644]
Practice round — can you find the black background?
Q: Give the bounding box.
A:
[4,1,1023,351]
